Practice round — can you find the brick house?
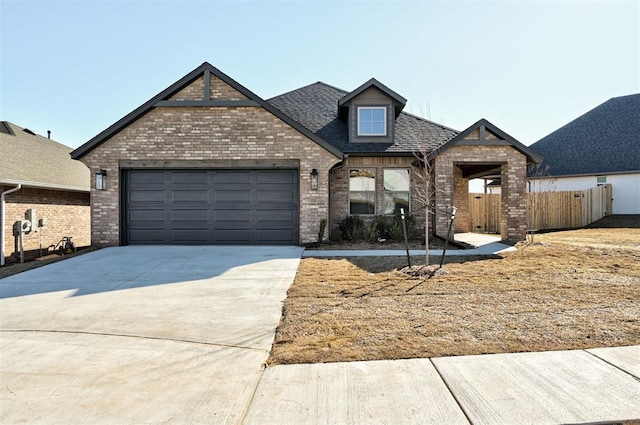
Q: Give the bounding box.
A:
[70,62,540,247]
[1,122,90,266]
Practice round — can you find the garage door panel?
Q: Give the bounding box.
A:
[171,220,209,229]
[170,172,208,184]
[171,209,208,221]
[126,169,298,245]
[215,172,251,184]
[171,230,209,243]
[214,229,253,242]
[129,220,165,230]
[129,209,165,221]
[256,209,296,222]
[171,190,209,203]
[129,171,166,184]
[257,190,295,203]
[215,210,252,222]
[215,190,252,203]
[129,190,165,203]
[128,229,165,243]
[257,171,294,184]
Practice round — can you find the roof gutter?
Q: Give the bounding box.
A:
[0,179,89,193]
[1,184,22,266]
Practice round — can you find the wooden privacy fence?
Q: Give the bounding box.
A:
[469,193,501,233]
[469,184,613,233]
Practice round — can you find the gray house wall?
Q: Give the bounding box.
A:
[348,87,395,144]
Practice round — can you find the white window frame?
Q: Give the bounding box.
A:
[357,106,387,136]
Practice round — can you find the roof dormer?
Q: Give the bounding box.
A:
[338,78,407,144]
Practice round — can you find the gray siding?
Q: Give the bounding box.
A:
[348,87,395,144]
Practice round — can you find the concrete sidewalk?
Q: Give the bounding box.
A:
[304,232,516,257]
[245,346,640,424]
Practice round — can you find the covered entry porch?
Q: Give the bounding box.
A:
[432,119,542,244]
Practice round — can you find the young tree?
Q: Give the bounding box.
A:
[411,151,437,266]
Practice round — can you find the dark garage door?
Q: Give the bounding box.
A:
[124,169,299,245]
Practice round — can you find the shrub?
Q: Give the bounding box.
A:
[367,215,391,242]
[318,218,327,244]
[388,211,416,242]
[338,215,366,242]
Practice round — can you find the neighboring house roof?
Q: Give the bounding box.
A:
[71,62,343,160]
[528,93,640,177]
[268,82,458,155]
[0,121,89,191]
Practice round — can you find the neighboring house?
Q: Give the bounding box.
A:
[528,94,640,214]
[1,122,90,265]
[486,180,501,194]
[70,62,540,247]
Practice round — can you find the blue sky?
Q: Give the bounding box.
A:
[1,0,638,149]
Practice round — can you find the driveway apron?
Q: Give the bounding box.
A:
[0,245,303,424]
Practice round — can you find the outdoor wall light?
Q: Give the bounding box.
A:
[310,168,319,190]
[96,169,107,190]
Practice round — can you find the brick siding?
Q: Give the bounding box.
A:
[2,187,90,264]
[329,156,428,239]
[79,77,340,246]
[434,145,527,243]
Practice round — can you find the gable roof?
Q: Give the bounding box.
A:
[338,78,407,119]
[268,82,458,155]
[432,118,542,163]
[0,122,89,191]
[71,62,343,160]
[528,93,640,177]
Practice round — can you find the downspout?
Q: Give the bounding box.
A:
[328,155,349,243]
[1,184,22,266]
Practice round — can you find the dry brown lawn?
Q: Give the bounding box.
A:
[268,228,640,365]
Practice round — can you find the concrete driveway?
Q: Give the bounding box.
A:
[0,246,303,424]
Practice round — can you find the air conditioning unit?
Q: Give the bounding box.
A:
[13,220,32,236]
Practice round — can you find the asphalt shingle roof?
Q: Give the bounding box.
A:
[0,122,89,190]
[268,82,458,154]
[529,94,640,176]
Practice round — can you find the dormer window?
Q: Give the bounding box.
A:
[357,107,387,136]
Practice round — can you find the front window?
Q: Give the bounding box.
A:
[357,107,387,136]
[349,169,376,214]
[383,169,410,214]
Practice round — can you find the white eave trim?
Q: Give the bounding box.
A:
[0,179,90,193]
[528,170,640,179]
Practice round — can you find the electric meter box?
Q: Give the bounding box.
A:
[26,209,37,231]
